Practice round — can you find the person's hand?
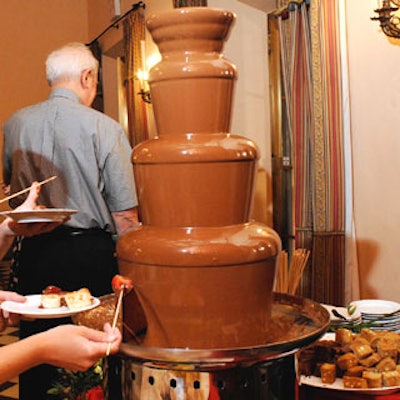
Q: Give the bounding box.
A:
[40,323,122,371]
[5,182,67,237]
[14,181,41,212]
[0,290,26,331]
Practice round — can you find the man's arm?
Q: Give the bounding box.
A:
[112,207,140,236]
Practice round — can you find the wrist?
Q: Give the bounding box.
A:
[26,334,46,365]
[1,218,16,237]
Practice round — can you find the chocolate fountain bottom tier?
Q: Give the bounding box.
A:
[119,258,277,349]
[117,223,281,349]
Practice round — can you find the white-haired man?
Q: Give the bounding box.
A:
[2,42,139,399]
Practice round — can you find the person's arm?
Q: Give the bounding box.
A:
[112,207,140,236]
[0,218,18,261]
[0,183,65,259]
[0,291,26,331]
[0,323,121,384]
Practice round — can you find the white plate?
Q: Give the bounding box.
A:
[0,209,78,223]
[300,374,400,395]
[350,299,400,316]
[1,294,100,319]
[299,333,400,394]
[321,304,362,322]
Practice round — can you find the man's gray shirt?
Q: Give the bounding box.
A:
[3,88,138,234]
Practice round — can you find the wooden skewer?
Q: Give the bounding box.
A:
[106,287,124,356]
[0,175,57,204]
[275,250,288,293]
[288,249,310,295]
[122,322,141,345]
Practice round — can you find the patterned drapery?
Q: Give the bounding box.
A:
[123,8,148,146]
[269,0,359,305]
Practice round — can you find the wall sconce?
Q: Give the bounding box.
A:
[372,0,400,38]
[137,68,151,104]
[138,89,151,103]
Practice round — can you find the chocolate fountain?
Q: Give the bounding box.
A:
[116,7,329,399]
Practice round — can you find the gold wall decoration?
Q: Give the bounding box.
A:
[372,0,400,38]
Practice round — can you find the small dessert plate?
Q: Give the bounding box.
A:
[0,209,77,223]
[1,294,100,319]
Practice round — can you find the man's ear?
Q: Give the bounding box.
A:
[80,69,91,89]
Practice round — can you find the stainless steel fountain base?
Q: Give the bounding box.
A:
[119,354,296,399]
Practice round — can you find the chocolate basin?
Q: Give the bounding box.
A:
[118,292,330,370]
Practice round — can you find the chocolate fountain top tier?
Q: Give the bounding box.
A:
[146,7,236,54]
[146,8,237,136]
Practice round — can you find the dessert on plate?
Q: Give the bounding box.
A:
[41,286,93,310]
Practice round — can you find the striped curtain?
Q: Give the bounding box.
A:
[123,7,148,146]
[270,0,359,305]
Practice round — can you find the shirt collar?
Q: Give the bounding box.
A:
[49,87,80,103]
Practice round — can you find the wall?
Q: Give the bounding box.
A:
[208,0,274,225]
[0,1,88,130]
[0,0,88,206]
[346,1,400,301]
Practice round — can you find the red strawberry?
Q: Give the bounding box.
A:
[111,274,133,294]
[42,285,62,294]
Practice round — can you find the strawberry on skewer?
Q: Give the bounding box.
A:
[107,275,134,355]
[111,274,133,294]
